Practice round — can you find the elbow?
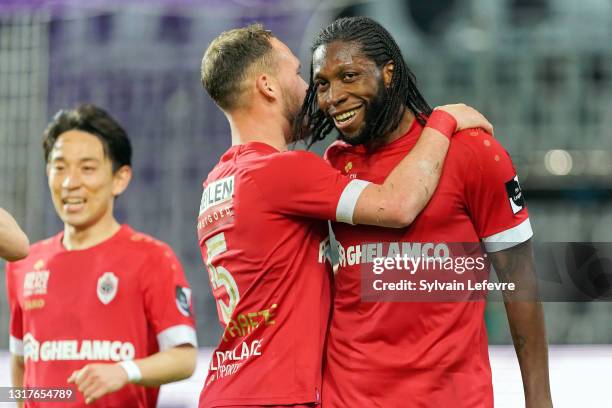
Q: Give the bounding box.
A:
[4,242,29,262]
[177,346,197,380]
[184,356,197,379]
[391,213,416,228]
[17,238,30,260]
[385,205,417,228]
[15,236,30,261]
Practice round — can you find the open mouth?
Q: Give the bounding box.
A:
[62,197,86,212]
[332,106,363,130]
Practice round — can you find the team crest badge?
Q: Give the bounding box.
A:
[97,272,119,305]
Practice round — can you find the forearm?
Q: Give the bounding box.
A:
[0,208,29,261]
[10,354,25,408]
[132,345,197,387]
[351,104,492,227]
[352,112,453,227]
[381,123,450,220]
[504,301,552,405]
[10,354,24,387]
[492,240,552,407]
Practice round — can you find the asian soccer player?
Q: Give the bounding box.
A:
[6,104,198,407]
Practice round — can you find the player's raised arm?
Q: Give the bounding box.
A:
[0,208,29,261]
[352,104,492,228]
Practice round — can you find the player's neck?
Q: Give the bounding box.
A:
[384,109,415,145]
[62,215,121,251]
[226,108,288,152]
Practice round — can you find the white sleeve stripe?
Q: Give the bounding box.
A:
[9,335,23,356]
[482,218,533,253]
[336,179,370,225]
[157,324,198,350]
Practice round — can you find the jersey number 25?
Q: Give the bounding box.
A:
[204,232,240,325]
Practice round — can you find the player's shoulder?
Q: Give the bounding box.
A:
[30,233,61,253]
[252,149,327,175]
[324,140,353,162]
[120,226,176,258]
[451,128,513,167]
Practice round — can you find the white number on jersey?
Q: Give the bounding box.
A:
[204,232,240,325]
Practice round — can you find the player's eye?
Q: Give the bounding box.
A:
[315,79,329,92]
[342,72,357,81]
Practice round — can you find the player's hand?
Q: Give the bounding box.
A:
[434,103,494,136]
[67,363,129,404]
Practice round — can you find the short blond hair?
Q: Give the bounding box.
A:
[201,23,277,111]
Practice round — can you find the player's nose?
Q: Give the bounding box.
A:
[61,169,82,189]
[326,82,348,107]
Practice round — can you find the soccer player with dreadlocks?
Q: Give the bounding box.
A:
[197,24,492,407]
[296,16,552,408]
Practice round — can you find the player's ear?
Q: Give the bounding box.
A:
[112,165,132,197]
[382,60,394,88]
[255,74,277,101]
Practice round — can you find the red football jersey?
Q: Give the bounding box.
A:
[6,224,197,408]
[323,120,532,408]
[196,142,368,407]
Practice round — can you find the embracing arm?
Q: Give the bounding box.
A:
[489,239,553,408]
[353,104,493,228]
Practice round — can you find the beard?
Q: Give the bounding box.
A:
[337,78,388,149]
[281,85,303,141]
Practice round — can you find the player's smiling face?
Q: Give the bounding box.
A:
[47,130,127,231]
[312,40,386,142]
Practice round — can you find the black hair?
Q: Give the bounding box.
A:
[296,16,432,147]
[43,104,132,172]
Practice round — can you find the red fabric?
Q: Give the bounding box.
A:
[197,142,352,407]
[6,225,195,408]
[323,120,530,408]
[425,109,457,140]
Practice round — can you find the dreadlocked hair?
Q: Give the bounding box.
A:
[295,16,433,147]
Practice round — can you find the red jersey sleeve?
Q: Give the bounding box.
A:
[141,245,197,350]
[248,150,369,223]
[6,262,24,356]
[461,129,533,252]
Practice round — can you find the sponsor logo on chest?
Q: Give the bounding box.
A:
[320,240,451,267]
[23,270,50,297]
[23,333,135,362]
